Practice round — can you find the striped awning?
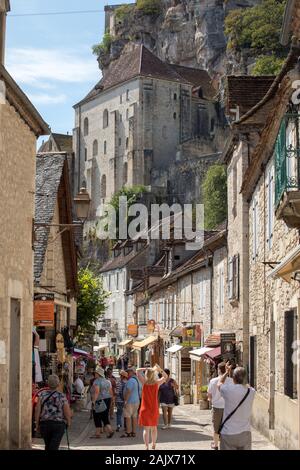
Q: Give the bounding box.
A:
[204,333,221,347]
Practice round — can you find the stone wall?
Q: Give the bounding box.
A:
[226,140,250,365]
[249,154,299,449]
[0,100,36,449]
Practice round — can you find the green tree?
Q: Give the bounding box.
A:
[251,55,285,76]
[76,268,109,342]
[225,0,287,57]
[202,164,227,230]
[109,185,147,239]
[136,0,162,15]
[92,32,114,56]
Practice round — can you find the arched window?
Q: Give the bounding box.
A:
[83,117,89,136]
[174,93,177,100]
[101,175,107,198]
[173,112,177,119]
[123,162,128,184]
[198,87,203,99]
[84,148,87,161]
[103,109,109,128]
[126,137,129,150]
[104,141,107,154]
[93,139,98,156]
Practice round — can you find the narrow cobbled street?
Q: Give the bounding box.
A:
[33,406,277,451]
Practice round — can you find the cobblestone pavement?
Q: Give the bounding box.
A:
[32,405,278,451]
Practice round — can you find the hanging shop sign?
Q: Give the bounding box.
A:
[34,293,55,327]
[127,324,138,337]
[221,333,236,359]
[147,320,156,333]
[181,324,202,347]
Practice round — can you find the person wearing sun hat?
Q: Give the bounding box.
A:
[115,370,128,432]
[90,367,114,438]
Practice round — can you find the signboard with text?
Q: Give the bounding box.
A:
[221,333,236,359]
[181,324,201,347]
[127,324,138,337]
[34,293,54,327]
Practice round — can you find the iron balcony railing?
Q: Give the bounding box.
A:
[275,112,300,207]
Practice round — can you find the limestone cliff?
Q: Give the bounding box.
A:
[100,0,260,87]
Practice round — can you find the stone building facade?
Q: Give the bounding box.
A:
[0,0,49,448]
[238,42,300,448]
[73,42,225,222]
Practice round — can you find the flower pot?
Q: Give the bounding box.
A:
[199,399,209,410]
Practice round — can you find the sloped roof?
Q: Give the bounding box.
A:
[34,154,77,291]
[99,243,148,273]
[0,64,49,136]
[39,133,73,153]
[75,44,214,107]
[227,76,275,117]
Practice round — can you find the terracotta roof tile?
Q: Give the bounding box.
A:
[76,44,214,106]
[227,76,275,117]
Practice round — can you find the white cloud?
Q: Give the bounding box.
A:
[6,48,100,86]
[27,92,67,105]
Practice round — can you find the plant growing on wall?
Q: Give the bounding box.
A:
[115,4,135,21]
[202,164,227,230]
[251,55,285,76]
[136,0,162,15]
[76,268,109,344]
[92,32,114,56]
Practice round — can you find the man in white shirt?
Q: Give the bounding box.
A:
[218,363,255,450]
[73,374,84,395]
[208,362,233,450]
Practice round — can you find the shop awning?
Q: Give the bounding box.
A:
[118,339,133,347]
[268,244,300,283]
[189,347,213,361]
[132,336,157,350]
[166,345,183,353]
[205,346,221,359]
[169,325,182,337]
[204,333,221,347]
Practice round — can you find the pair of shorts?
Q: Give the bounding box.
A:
[93,398,111,428]
[123,403,139,418]
[212,407,224,433]
[161,403,175,408]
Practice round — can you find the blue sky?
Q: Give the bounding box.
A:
[6,0,135,137]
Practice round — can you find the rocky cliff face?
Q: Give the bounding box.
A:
[100,0,260,85]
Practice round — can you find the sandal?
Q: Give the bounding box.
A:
[120,432,131,438]
[107,431,114,439]
[130,432,136,437]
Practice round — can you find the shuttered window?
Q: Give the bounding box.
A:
[252,195,259,260]
[228,255,239,301]
[217,262,224,315]
[266,165,274,249]
[284,310,297,399]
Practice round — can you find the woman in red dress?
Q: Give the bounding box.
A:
[137,365,168,450]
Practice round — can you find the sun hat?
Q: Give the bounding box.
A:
[95,366,105,377]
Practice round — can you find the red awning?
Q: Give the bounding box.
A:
[205,346,221,359]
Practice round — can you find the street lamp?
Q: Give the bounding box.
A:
[74,186,91,221]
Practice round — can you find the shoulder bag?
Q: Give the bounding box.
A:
[218,388,250,435]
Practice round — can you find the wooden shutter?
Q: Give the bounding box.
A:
[228,257,233,300]
[284,310,295,398]
[250,335,257,388]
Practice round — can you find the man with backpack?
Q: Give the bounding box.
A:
[218,363,255,450]
[121,367,141,438]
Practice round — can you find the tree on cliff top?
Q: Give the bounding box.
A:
[225,0,288,75]
[202,164,227,230]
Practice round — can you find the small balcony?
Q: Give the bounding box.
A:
[275,112,300,228]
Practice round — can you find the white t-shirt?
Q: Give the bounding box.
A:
[220,382,255,435]
[74,377,84,394]
[208,376,233,408]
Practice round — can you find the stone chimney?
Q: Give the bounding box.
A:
[0,0,10,65]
